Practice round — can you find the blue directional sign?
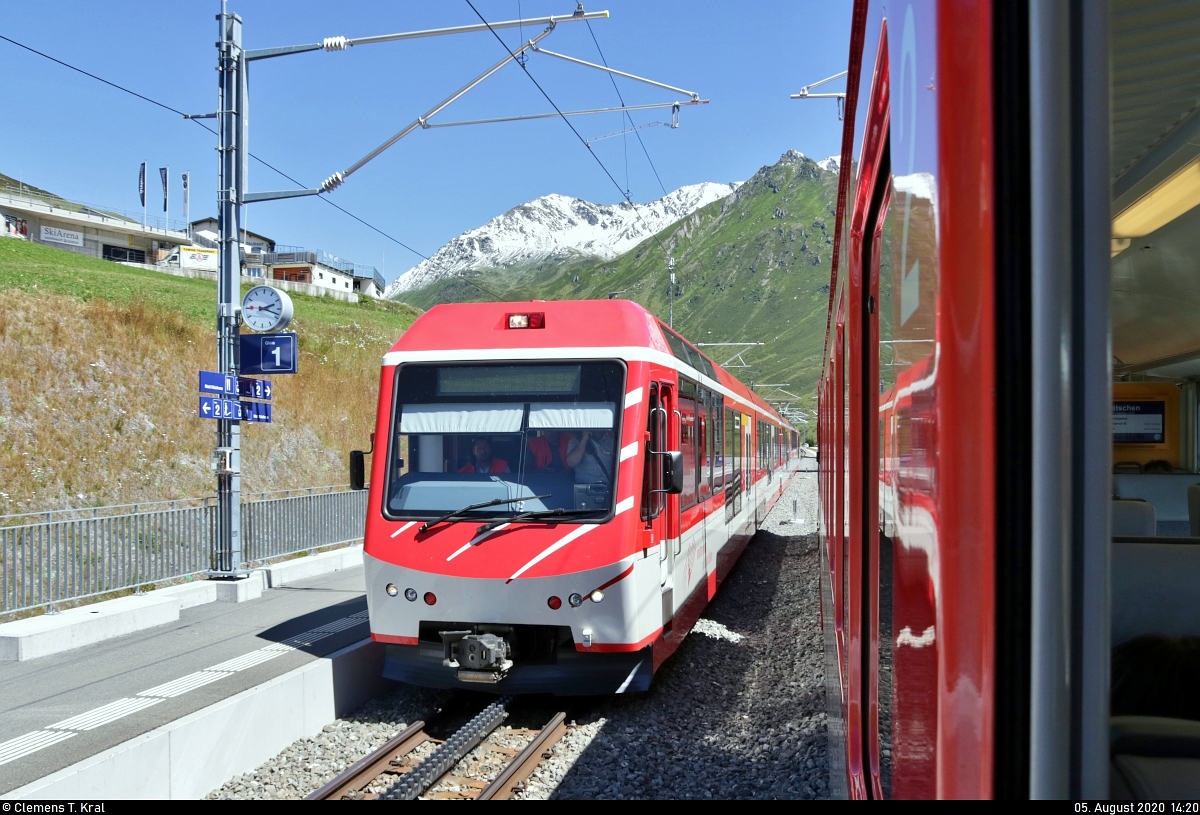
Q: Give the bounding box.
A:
[199,370,238,396]
[241,400,273,423]
[237,376,273,401]
[240,333,298,375]
[199,396,273,423]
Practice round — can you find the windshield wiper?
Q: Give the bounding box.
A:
[475,508,602,537]
[418,494,551,533]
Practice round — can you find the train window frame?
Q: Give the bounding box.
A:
[642,382,665,521]
[678,377,700,510]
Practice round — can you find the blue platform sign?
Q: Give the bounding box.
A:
[199,396,272,423]
[241,400,273,423]
[237,376,273,401]
[199,370,237,396]
[240,333,298,375]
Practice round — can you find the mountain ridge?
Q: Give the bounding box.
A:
[394,149,840,427]
[385,181,741,297]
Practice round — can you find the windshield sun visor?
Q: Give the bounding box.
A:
[528,402,616,429]
[399,403,524,435]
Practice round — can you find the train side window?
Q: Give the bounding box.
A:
[642,383,663,521]
[698,388,711,501]
[712,393,725,493]
[660,324,692,368]
[679,378,699,509]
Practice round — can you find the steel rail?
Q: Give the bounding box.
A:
[477,712,568,800]
[304,702,569,801]
[304,720,431,800]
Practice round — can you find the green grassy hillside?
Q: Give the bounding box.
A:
[401,151,835,422]
[0,238,421,515]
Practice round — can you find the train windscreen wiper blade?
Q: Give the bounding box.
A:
[475,508,602,537]
[418,493,551,533]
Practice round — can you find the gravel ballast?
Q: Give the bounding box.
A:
[522,462,826,800]
[208,460,825,800]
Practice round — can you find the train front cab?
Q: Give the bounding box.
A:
[359,301,800,696]
[819,0,1200,800]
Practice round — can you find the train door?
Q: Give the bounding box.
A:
[660,381,679,631]
[743,414,754,523]
[644,382,670,622]
[726,409,743,522]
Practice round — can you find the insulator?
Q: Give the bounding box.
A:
[321,172,345,193]
[323,36,348,51]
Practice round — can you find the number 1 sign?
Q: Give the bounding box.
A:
[240,333,298,375]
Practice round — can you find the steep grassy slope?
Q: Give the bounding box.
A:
[400,151,836,418]
[0,239,421,515]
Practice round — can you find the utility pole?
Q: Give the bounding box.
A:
[668,255,675,329]
[213,2,246,577]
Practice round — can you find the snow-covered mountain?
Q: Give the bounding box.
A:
[386,181,739,296]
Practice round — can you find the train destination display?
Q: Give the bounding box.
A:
[1113,400,1165,443]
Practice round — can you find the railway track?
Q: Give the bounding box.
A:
[305,696,568,801]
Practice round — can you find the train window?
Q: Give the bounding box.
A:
[679,379,699,509]
[642,382,663,521]
[385,360,625,521]
[726,408,742,520]
[698,388,711,501]
[712,393,725,494]
[660,324,692,367]
[874,186,895,799]
[692,348,716,379]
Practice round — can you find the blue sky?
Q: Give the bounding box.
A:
[0,1,851,283]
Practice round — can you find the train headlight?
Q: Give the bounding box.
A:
[404,587,418,602]
[424,592,437,605]
[568,593,584,608]
[590,590,604,603]
[548,596,562,610]
[385,583,399,597]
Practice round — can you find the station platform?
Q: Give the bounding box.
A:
[0,563,374,795]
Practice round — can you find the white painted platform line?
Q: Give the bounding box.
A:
[48,698,165,732]
[0,609,370,769]
[0,732,75,766]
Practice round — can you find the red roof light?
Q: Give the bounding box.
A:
[507,313,545,329]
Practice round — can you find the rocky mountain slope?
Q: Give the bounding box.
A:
[397,150,839,421]
[386,182,739,296]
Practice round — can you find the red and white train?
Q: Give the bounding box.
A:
[354,300,799,695]
[821,0,1199,801]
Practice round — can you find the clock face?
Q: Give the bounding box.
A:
[241,285,293,332]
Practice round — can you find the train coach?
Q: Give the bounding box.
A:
[821,0,1200,801]
[350,300,799,695]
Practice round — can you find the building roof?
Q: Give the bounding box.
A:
[189,217,274,248]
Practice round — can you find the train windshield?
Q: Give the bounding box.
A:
[385,361,626,520]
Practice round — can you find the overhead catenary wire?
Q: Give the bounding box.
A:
[463,0,711,325]
[462,0,675,259]
[0,31,514,302]
[585,19,668,198]
[0,32,429,264]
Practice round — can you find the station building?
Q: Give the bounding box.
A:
[0,185,190,264]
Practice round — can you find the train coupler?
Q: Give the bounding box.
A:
[439,630,513,682]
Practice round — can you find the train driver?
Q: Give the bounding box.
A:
[527,430,575,472]
[458,437,511,474]
[565,430,615,486]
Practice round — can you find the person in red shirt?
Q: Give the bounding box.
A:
[458,438,510,474]
[527,430,575,472]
